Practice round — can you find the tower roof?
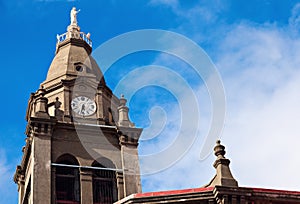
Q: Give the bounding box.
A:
[42,7,104,87]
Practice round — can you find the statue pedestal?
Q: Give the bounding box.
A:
[67,24,80,32]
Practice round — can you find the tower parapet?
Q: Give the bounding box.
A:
[56,30,92,48]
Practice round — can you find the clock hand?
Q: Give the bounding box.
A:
[81,104,85,114]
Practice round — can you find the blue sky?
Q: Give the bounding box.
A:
[1,0,300,203]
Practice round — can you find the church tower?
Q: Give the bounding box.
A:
[14,8,142,204]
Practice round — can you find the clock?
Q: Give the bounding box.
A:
[71,96,96,116]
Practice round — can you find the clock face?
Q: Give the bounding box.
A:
[71,96,96,116]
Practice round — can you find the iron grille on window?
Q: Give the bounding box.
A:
[56,166,80,204]
[93,166,117,204]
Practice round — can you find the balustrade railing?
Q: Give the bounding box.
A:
[56,32,92,47]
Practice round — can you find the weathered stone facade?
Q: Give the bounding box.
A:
[14,8,142,204]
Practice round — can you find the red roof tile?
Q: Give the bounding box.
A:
[134,187,214,198]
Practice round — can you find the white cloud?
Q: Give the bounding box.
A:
[140,2,300,192]
[289,3,300,29]
[217,22,300,190]
[0,149,18,203]
[135,51,215,190]
[149,0,223,25]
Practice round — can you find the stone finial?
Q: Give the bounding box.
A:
[86,32,91,39]
[205,140,238,188]
[119,94,127,106]
[34,88,50,119]
[214,140,226,158]
[117,94,135,127]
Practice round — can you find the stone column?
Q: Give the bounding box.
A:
[32,134,52,204]
[80,168,93,204]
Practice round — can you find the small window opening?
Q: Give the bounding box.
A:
[55,155,80,204]
[92,162,117,204]
[76,65,83,72]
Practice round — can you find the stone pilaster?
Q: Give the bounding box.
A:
[80,168,93,204]
[32,134,51,203]
[116,171,125,200]
[119,129,142,196]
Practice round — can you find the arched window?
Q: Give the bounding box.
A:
[92,160,117,204]
[55,154,80,204]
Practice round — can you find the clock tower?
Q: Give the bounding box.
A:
[14,8,142,204]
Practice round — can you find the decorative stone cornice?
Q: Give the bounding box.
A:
[117,126,142,147]
[13,165,24,184]
[119,135,139,146]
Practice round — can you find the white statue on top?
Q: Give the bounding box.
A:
[70,7,80,25]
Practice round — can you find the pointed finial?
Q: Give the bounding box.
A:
[205,140,238,187]
[37,86,46,96]
[120,94,126,106]
[86,32,91,39]
[214,140,226,158]
[117,94,135,127]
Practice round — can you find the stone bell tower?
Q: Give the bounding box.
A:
[14,8,142,204]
